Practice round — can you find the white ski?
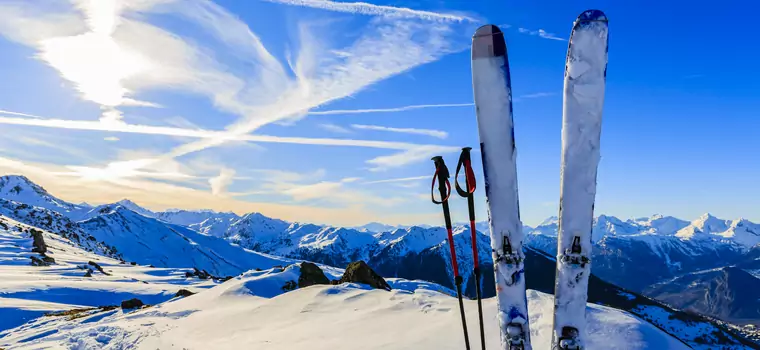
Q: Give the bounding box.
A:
[552,10,609,350]
[471,24,531,350]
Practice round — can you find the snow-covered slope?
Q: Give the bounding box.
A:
[0,175,87,218]
[1,264,691,350]
[0,215,221,331]
[78,206,292,276]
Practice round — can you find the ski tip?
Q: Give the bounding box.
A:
[576,9,607,23]
[471,24,506,59]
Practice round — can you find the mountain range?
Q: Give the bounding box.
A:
[1,174,758,343]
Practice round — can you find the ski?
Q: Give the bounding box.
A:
[551,10,609,350]
[471,24,531,350]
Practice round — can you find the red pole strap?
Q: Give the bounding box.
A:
[464,159,476,193]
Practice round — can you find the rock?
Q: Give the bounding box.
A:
[298,262,330,288]
[185,267,211,280]
[130,261,137,266]
[282,280,297,292]
[88,261,111,276]
[29,255,52,266]
[30,228,46,253]
[41,254,55,264]
[338,261,392,291]
[121,298,144,309]
[174,289,196,298]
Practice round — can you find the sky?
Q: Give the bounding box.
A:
[0,0,757,227]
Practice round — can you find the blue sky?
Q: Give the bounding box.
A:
[0,0,757,227]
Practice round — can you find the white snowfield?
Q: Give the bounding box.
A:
[0,262,689,350]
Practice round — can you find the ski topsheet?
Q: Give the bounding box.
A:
[471,24,531,350]
[552,10,609,350]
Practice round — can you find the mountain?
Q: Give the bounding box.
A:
[0,198,120,259]
[157,209,240,237]
[79,206,291,276]
[0,177,756,348]
[0,175,87,218]
[114,199,156,218]
[646,266,760,326]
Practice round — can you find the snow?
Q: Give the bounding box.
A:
[0,175,87,218]
[78,206,293,276]
[0,262,690,350]
[554,10,608,347]
[0,215,221,331]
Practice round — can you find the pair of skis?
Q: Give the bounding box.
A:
[471,10,609,350]
[431,148,486,350]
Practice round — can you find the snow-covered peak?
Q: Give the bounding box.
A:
[114,199,155,218]
[0,175,85,217]
[691,213,731,233]
[633,214,690,235]
[540,216,559,226]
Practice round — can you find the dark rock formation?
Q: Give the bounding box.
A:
[30,228,46,253]
[174,289,196,298]
[298,262,330,288]
[88,261,111,276]
[121,298,144,309]
[338,261,391,291]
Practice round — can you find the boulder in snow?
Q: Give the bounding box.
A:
[121,298,144,309]
[298,262,330,288]
[30,228,46,253]
[174,289,196,298]
[339,261,392,291]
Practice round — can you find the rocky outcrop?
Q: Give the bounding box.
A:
[30,228,46,253]
[338,261,391,291]
[174,289,196,298]
[121,298,144,309]
[298,262,330,288]
[88,261,110,275]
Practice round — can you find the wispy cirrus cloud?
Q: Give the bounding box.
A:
[0,113,454,151]
[366,145,459,172]
[318,123,352,134]
[517,27,565,41]
[261,0,476,22]
[352,124,448,139]
[309,102,473,115]
[364,175,428,184]
[0,0,474,222]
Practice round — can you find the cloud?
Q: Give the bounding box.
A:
[104,136,119,141]
[309,102,473,115]
[261,0,476,22]
[364,175,428,184]
[0,156,434,226]
[519,92,555,99]
[0,113,455,152]
[209,168,236,196]
[517,27,565,41]
[0,0,474,218]
[366,145,459,171]
[351,124,447,139]
[318,123,352,134]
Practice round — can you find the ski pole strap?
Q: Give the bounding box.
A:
[431,156,451,205]
[455,147,476,197]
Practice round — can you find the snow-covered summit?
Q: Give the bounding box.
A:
[0,175,86,216]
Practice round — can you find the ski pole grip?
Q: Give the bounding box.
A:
[431,156,451,204]
[455,147,476,197]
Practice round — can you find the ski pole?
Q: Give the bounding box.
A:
[431,156,471,350]
[454,147,486,350]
